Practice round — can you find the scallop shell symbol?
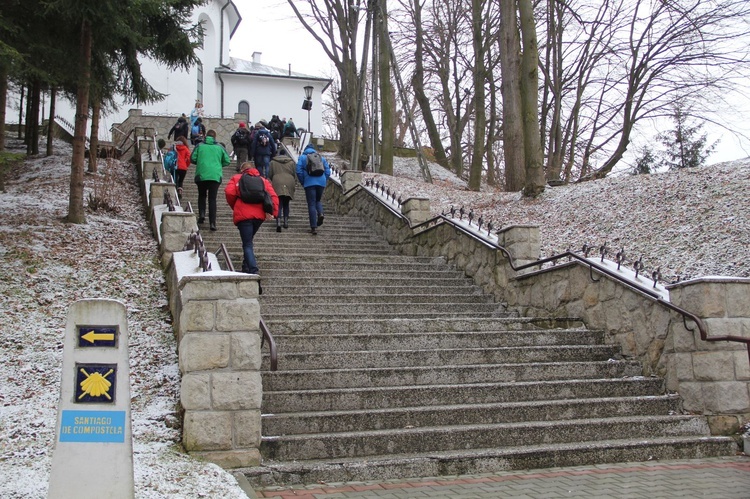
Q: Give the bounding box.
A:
[79,368,113,400]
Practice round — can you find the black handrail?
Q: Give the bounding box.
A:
[358,183,750,365]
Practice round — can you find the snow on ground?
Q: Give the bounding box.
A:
[0,137,247,498]
[353,155,750,283]
[0,136,747,498]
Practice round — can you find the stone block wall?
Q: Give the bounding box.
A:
[324,177,750,427]
[174,269,263,468]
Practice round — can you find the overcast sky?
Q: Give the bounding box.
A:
[227,0,750,165]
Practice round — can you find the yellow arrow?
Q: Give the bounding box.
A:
[81,330,115,344]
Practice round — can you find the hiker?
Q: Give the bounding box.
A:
[250,122,277,178]
[190,117,206,145]
[173,136,191,195]
[167,115,189,140]
[230,122,252,172]
[268,115,284,142]
[225,161,279,276]
[296,143,331,235]
[191,129,230,231]
[268,149,297,232]
[282,118,297,138]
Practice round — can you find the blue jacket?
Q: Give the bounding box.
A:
[296,145,331,188]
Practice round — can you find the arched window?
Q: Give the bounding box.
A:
[238,101,250,122]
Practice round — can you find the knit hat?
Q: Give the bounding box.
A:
[239,122,246,128]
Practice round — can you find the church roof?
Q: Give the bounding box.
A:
[218,57,331,88]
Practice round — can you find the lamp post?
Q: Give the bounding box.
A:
[302,85,313,134]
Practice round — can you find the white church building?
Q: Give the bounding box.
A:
[36,0,332,140]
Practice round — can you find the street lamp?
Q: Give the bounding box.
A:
[302,85,313,134]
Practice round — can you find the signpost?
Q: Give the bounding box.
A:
[48,299,134,498]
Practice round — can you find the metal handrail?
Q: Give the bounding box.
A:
[357,181,750,364]
[259,318,278,371]
[213,243,278,371]
[511,250,750,363]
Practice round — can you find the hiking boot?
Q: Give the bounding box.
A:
[210,223,217,231]
[317,214,324,226]
[283,217,288,229]
[276,218,282,232]
[310,228,317,235]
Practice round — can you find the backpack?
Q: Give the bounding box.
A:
[163,146,177,175]
[306,151,325,176]
[191,124,201,137]
[231,128,248,147]
[238,173,273,213]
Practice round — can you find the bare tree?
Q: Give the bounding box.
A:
[538,0,750,182]
[286,0,365,161]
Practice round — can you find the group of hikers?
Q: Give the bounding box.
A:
[161,106,330,280]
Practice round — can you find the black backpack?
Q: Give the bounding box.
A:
[238,173,273,213]
[306,152,325,176]
[231,128,249,147]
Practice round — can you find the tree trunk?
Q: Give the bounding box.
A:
[498,0,525,191]
[0,65,6,152]
[46,87,56,156]
[28,79,41,156]
[88,100,100,173]
[17,85,23,139]
[411,0,449,169]
[468,0,486,192]
[518,0,545,197]
[378,1,394,176]
[67,19,92,224]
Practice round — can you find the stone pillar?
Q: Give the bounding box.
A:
[497,225,540,269]
[177,273,263,468]
[159,212,198,268]
[148,182,177,209]
[401,197,430,226]
[341,170,362,194]
[142,160,161,183]
[666,277,750,429]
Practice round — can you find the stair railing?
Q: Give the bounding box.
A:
[259,318,278,371]
[358,176,750,365]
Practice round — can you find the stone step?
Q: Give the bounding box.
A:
[266,329,604,352]
[259,301,506,317]
[261,377,663,413]
[256,260,465,272]
[260,415,709,461]
[244,436,737,487]
[262,317,585,335]
[260,310,509,321]
[261,360,641,391]
[261,283,481,295]
[261,395,681,436]
[260,277,478,291]
[261,344,621,371]
[261,292,494,306]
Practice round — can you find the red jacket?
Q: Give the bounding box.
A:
[175,143,191,171]
[225,168,279,224]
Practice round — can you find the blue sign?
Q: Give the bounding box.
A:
[59,410,126,443]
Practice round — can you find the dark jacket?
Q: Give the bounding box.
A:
[168,118,189,140]
[251,128,277,158]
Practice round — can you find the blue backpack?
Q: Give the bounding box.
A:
[163,146,177,175]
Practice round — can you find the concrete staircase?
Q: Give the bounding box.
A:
[178,162,736,486]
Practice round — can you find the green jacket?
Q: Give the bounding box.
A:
[191,136,230,183]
